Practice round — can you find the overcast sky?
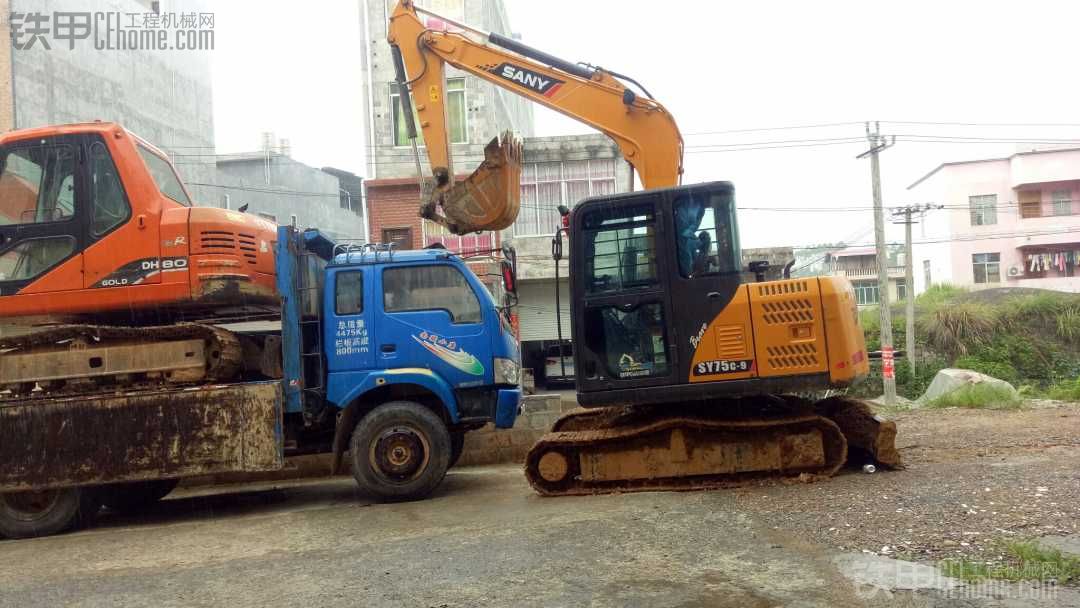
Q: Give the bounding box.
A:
[212,0,1080,248]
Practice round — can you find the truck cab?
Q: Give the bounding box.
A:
[279,227,521,500]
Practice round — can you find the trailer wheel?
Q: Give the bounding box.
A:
[97,479,180,513]
[449,431,466,469]
[0,488,99,540]
[350,401,451,501]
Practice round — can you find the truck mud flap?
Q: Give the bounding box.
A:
[0,382,283,492]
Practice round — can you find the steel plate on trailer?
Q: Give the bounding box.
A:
[0,382,283,492]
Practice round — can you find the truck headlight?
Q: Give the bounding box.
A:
[494,357,520,385]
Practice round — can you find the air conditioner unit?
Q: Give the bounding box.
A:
[1007,265,1021,277]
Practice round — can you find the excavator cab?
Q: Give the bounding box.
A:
[570,181,745,402]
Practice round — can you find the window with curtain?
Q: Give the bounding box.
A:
[972,252,1001,284]
[391,78,466,146]
[1052,190,1073,216]
[968,194,997,226]
[513,159,620,236]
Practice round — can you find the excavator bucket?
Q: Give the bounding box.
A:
[424,132,523,235]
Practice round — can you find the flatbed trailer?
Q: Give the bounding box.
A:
[0,226,522,539]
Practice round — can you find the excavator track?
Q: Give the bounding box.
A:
[525,396,899,497]
[0,323,243,402]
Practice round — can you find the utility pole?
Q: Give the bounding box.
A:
[857,122,896,405]
[891,203,944,381]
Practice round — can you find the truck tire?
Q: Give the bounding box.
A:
[350,401,451,501]
[449,431,466,469]
[0,488,100,540]
[97,479,180,513]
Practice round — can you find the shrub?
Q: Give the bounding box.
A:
[918,302,995,357]
[1056,305,1080,341]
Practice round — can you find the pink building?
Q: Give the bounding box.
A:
[907,148,1080,294]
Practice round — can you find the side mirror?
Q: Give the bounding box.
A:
[500,259,517,295]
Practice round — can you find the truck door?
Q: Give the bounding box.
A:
[0,134,85,297]
[377,263,490,386]
[325,268,376,372]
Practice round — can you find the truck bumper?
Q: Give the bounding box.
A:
[0,382,284,492]
[494,387,522,429]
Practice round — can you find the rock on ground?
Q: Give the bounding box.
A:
[917,368,1019,405]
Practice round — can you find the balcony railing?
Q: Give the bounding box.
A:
[832,265,905,278]
[1016,198,1079,219]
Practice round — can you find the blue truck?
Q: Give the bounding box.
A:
[0,225,522,539]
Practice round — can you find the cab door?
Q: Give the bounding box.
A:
[664,182,757,384]
[0,134,86,297]
[375,262,490,387]
[325,268,376,373]
[570,193,678,393]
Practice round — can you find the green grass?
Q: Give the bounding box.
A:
[1046,377,1080,401]
[925,382,1022,410]
[916,283,968,308]
[940,540,1080,584]
[1056,305,1080,341]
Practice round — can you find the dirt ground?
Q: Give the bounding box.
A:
[0,403,1077,607]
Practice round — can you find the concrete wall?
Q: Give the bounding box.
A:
[8,0,217,204]
[212,155,366,242]
[358,0,534,179]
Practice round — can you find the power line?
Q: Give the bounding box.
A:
[682,121,865,136]
[883,120,1080,128]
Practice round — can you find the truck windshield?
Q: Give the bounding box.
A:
[136,144,191,206]
[383,264,483,324]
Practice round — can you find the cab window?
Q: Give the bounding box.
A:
[335,270,364,315]
[674,190,739,278]
[89,141,131,236]
[383,265,482,324]
[0,236,76,282]
[137,144,191,206]
[581,202,659,295]
[0,144,76,225]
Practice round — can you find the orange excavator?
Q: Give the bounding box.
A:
[388,0,900,494]
[0,122,281,397]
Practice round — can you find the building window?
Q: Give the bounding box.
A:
[896,282,906,301]
[514,159,617,236]
[968,194,997,226]
[972,252,1001,284]
[382,227,413,251]
[853,281,879,306]
[391,78,466,147]
[1052,190,1072,216]
[923,259,931,287]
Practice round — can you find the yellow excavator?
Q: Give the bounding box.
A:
[388,0,900,495]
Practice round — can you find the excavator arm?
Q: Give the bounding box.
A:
[388,0,684,234]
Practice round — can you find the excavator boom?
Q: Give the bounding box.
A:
[388,0,684,234]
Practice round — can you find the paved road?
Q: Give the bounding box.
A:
[1,466,1076,607]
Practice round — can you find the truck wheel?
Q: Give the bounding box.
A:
[97,479,180,513]
[449,431,466,469]
[0,488,99,540]
[351,401,451,501]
